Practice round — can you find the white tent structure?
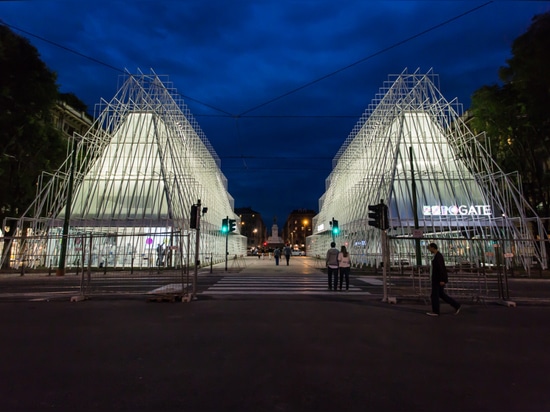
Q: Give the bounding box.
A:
[308,69,547,271]
[2,70,246,270]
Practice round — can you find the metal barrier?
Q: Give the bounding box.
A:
[0,230,230,300]
[400,265,501,304]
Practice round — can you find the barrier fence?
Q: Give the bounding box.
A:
[1,232,548,302]
[316,236,549,303]
[0,231,233,299]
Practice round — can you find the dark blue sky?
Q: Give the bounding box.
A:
[2,1,549,223]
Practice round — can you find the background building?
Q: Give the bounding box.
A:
[52,100,93,139]
[235,207,266,250]
[283,209,316,252]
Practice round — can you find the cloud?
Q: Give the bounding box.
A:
[2,0,549,226]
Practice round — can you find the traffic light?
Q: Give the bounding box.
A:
[380,204,389,230]
[331,219,340,235]
[368,204,381,228]
[229,219,237,232]
[221,218,229,233]
[190,204,198,229]
[368,203,389,230]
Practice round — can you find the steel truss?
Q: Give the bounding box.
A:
[2,70,246,270]
[308,69,547,271]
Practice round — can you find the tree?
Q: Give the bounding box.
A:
[0,25,67,267]
[469,12,550,220]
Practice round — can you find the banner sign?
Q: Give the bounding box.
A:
[422,205,492,216]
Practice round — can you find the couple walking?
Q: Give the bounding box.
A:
[326,242,350,290]
[273,244,292,266]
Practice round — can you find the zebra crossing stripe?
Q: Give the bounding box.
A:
[200,275,370,295]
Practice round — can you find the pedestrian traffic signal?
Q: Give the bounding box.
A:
[229,219,237,232]
[190,204,198,229]
[368,203,389,230]
[331,219,340,235]
[221,218,229,233]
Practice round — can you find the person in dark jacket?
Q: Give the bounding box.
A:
[426,243,461,316]
[273,247,281,266]
[326,242,339,290]
[283,244,292,266]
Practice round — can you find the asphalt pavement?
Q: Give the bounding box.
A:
[1,256,550,411]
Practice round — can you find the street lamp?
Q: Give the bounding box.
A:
[253,228,258,247]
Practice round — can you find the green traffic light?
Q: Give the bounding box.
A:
[221,218,229,233]
[331,219,339,235]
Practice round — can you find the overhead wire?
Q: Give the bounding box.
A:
[236,1,494,117]
[2,1,493,120]
[0,20,234,117]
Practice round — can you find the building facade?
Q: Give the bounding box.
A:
[283,209,316,251]
[235,207,266,250]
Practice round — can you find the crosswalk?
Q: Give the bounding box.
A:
[200,275,370,296]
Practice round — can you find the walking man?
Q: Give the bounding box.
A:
[283,243,292,266]
[274,247,281,265]
[426,243,461,316]
[326,242,339,290]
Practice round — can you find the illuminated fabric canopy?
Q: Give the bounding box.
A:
[2,70,245,269]
[308,69,547,270]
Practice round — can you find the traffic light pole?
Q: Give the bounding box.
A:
[381,229,389,302]
[224,215,229,271]
[193,199,201,300]
[409,146,422,266]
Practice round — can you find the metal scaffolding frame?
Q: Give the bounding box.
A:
[308,68,547,271]
[2,70,246,270]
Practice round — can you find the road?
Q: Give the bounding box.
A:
[1,256,550,411]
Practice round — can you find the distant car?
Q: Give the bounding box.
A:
[291,250,306,256]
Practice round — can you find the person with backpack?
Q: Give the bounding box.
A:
[273,247,281,265]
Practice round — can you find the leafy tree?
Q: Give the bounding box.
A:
[470,12,550,220]
[0,25,67,267]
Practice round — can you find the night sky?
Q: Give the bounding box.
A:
[2,1,549,223]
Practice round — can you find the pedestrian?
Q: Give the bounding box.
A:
[283,243,292,266]
[338,245,351,290]
[326,242,339,290]
[156,243,164,266]
[426,243,461,316]
[274,247,281,265]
